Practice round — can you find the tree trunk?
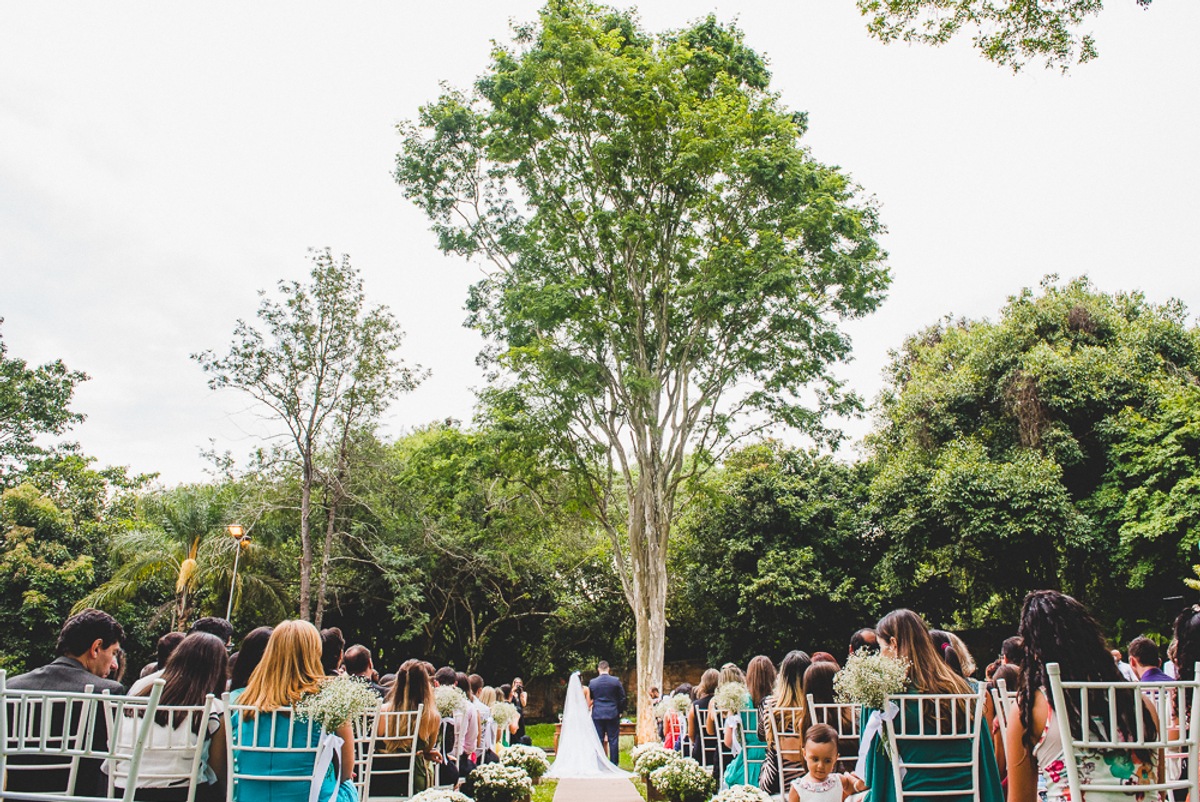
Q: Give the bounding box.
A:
[630,482,668,744]
[314,495,339,629]
[299,459,314,621]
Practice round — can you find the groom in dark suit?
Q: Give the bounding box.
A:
[587,660,626,764]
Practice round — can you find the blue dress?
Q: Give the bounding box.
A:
[228,689,337,802]
[723,707,766,789]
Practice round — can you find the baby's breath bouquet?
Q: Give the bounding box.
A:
[500,743,550,780]
[462,762,533,802]
[491,700,519,730]
[668,693,691,715]
[633,743,682,780]
[435,684,469,718]
[714,681,750,714]
[713,786,774,802]
[409,790,472,802]
[653,697,670,720]
[834,648,910,710]
[649,756,715,802]
[293,676,379,731]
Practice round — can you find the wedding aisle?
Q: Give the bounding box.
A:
[550,777,643,802]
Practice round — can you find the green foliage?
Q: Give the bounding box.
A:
[672,442,878,660]
[868,276,1200,633]
[0,320,89,481]
[857,0,1153,73]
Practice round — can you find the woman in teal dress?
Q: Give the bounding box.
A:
[861,609,1004,802]
[723,655,776,789]
[227,620,354,802]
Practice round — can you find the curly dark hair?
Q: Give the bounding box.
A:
[1173,606,1200,683]
[1017,590,1153,750]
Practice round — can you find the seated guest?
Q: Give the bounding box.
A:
[228,626,273,692]
[108,632,229,802]
[320,626,345,676]
[140,631,186,679]
[190,616,234,648]
[372,660,444,796]
[7,609,127,795]
[1000,636,1024,667]
[343,643,387,696]
[1127,636,1172,682]
[849,628,878,656]
[690,668,720,767]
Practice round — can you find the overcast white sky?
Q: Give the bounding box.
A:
[2,1,1198,485]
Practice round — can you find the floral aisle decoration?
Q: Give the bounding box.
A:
[834,647,911,769]
[500,743,550,781]
[462,762,533,802]
[409,790,472,802]
[713,681,750,714]
[713,786,774,802]
[294,676,380,731]
[491,700,519,732]
[435,684,470,718]
[649,756,716,802]
[633,743,683,780]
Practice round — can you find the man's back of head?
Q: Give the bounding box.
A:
[597,660,610,674]
[343,644,373,677]
[1128,636,1161,669]
[190,616,234,646]
[435,666,458,686]
[1001,636,1025,666]
[849,628,878,655]
[469,673,484,696]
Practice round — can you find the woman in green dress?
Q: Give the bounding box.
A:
[722,655,776,789]
[373,660,443,796]
[861,609,1004,802]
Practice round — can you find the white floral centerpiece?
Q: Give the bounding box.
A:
[834,648,910,710]
[409,790,472,802]
[500,743,550,780]
[491,700,519,731]
[649,756,716,802]
[463,762,533,802]
[668,693,691,715]
[294,676,379,731]
[633,743,682,780]
[714,681,750,714]
[713,785,774,802]
[435,684,469,718]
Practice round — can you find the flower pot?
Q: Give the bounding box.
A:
[647,783,665,802]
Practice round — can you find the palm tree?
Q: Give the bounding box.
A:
[73,485,287,628]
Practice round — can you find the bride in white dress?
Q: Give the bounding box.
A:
[545,671,632,779]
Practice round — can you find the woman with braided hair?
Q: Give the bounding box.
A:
[1005,590,1158,802]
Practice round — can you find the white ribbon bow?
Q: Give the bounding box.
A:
[855,701,903,779]
[309,731,345,802]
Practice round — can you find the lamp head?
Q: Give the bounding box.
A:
[227,524,244,538]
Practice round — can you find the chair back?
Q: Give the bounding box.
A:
[716,705,763,786]
[361,707,424,801]
[349,699,383,799]
[106,693,218,802]
[806,694,861,766]
[881,690,987,802]
[764,706,807,801]
[223,693,334,802]
[1046,661,1200,801]
[1,670,164,802]
[988,678,1015,740]
[695,704,719,771]
[431,718,454,787]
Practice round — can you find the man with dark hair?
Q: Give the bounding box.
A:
[587,660,625,765]
[7,609,127,795]
[1000,636,1025,666]
[1128,636,1171,682]
[190,616,234,646]
[140,631,185,678]
[343,644,386,696]
[320,627,345,676]
[849,628,878,655]
[433,666,464,785]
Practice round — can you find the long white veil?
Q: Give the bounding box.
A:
[545,671,632,779]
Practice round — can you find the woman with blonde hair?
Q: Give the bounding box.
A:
[861,610,1002,802]
[722,656,775,788]
[371,659,443,795]
[759,650,808,795]
[228,620,354,802]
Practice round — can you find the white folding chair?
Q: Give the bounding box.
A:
[881,690,988,802]
[223,693,336,802]
[695,704,719,771]
[1,671,165,802]
[763,706,807,801]
[988,679,1015,741]
[431,718,455,787]
[361,707,424,801]
[349,700,383,800]
[806,694,862,767]
[1047,661,1200,801]
[716,706,765,788]
[106,693,218,802]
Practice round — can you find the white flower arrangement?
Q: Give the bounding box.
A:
[435,684,469,718]
[653,697,670,720]
[834,648,910,710]
[500,743,550,779]
[293,676,379,731]
[633,742,682,779]
[713,785,774,802]
[714,681,750,714]
[649,756,716,802]
[491,700,519,730]
[409,790,472,802]
[668,692,692,715]
[463,762,533,802]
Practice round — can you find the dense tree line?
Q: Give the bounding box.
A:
[3,276,1199,686]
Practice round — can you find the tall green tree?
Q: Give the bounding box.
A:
[396,0,888,737]
[858,0,1153,72]
[868,276,1200,632]
[0,320,89,481]
[193,249,422,620]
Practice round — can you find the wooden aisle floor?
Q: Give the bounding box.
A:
[550,777,643,802]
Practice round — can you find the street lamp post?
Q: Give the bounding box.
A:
[225,524,250,621]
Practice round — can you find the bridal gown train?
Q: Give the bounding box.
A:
[545,671,632,779]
